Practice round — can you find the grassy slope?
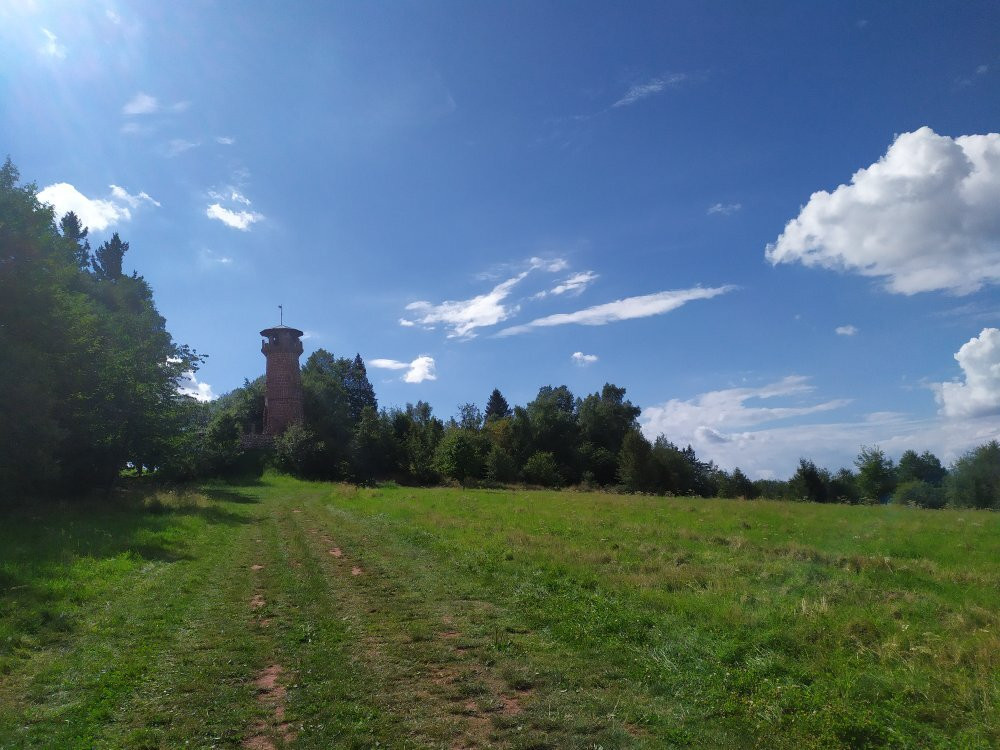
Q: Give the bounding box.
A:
[0,476,997,749]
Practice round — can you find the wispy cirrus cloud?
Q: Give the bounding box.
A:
[39,28,66,59]
[612,73,688,108]
[641,376,854,477]
[643,376,851,435]
[497,285,735,336]
[401,257,570,338]
[198,248,234,268]
[533,271,599,299]
[404,274,527,338]
[122,92,190,116]
[110,185,160,208]
[707,202,741,216]
[163,139,199,157]
[370,355,437,383]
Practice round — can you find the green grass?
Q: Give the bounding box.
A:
[1,475,997,748]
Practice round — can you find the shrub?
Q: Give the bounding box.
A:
[946,440,1000,509]
[892,480,946,509]
[522,451,561,488]
[485,445,518,484]
[433,429,484,485]
[273,423,325,477]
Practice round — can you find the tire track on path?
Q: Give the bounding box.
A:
[287,497,530,749]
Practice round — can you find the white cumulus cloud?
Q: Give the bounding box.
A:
[934,327,1000,418]
[766,127,1000,295]
[37,183,158,232]
[498,285,735,336]
[38,183,128,231]
[571,351,598,366]
[176,370,216,402]
[370,355,437,383]
[835,325,858,336]
[205,204,263,231]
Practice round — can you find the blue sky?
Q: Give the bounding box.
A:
[3,1,999,478]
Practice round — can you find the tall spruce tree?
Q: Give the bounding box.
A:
[484,388,511,422]
[93,232,128,280]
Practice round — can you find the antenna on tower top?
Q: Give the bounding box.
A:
[279,304,283,325]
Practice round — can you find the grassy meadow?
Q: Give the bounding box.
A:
[1,475,997,748]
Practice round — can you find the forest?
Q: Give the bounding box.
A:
[2,157,998,509]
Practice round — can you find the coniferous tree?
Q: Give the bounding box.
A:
[93,232,128,280]
[59,211,91,269]
[484,388,511,422]
[790,459,830,503]
[345,353,377,423]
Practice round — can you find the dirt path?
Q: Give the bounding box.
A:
[259,499,542,749]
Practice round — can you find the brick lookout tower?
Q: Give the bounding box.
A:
[260,317,304,436]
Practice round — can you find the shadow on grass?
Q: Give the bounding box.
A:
[201,486,260,505]
[0,485,257,658]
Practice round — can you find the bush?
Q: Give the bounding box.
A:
[201,411,266,479]
[485,445,518,484]
[893,480,946,509]
[946,440,1000,509]
[522,451,561,488]
[273,423,325,477]
[433,429,484,485]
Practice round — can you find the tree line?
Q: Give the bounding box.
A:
[194,359,1000,510]
[2,156,997,510]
